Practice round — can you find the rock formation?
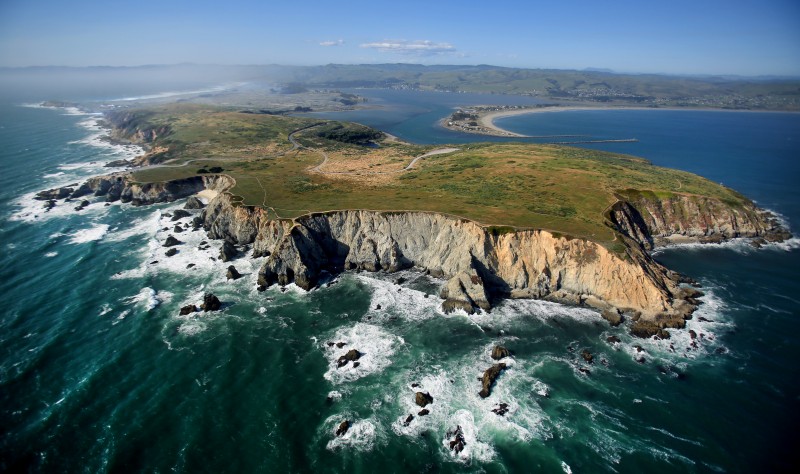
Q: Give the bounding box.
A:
[479,363,506,398]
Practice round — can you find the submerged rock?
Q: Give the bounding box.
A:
[492,403,509,416]
[491,345,510,360]
[335,420,349,437]
[336,349,361,368]
[201,293,222,312]
[606,335,621,344]
[446,425,466,454]
[581,349,594,364]
[479,363,506,398]
[415,392,433,408]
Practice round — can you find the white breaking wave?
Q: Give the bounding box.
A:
[68,224,109,244]
[322,323,403,384]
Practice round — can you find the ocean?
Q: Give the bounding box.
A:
[1,86,798,473]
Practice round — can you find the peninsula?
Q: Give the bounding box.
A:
[36,104,790,338]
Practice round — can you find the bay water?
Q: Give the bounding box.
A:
[1,87,798,473]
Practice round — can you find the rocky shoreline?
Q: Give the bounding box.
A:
[33,166,791,338]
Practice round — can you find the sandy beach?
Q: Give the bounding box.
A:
[478,106,663,136]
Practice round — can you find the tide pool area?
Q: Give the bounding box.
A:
[1,88,798,472]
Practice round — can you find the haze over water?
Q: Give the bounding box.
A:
[1,84,799,473]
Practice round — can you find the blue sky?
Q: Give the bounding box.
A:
[1,0,798,75]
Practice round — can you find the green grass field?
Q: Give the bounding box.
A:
[130,105,750,247]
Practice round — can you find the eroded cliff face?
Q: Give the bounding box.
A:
[200,192,699,324]
[609,193,789,249]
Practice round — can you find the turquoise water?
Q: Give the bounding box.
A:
[1,88,799,473]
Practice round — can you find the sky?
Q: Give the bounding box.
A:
[0,0,799,76]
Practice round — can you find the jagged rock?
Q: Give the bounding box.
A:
[335,342,346,348]
[35,186,73,200]
[446,426,466,454]
[173,225,183,233]
[581,349,594,364]
[479,363,506,398]
[220,241,238,262]
[417,409,429,416]
[165,248,178,257]
[630,320,671,339]
[491,345,510,360]
[403,414,414,426]
[69,184,94,199]
[163,235,182,247]
[375,304,381,310]
[336,349,361,368]
[192,216,204,230]
[179,305,197,315]
[415,391,433,407]
[43,199,56,211]
[171,209,191,221]
[257,285,266,292]
[226,265,242,280]
[492,403,509,416]
[689,329,697,340]
[601,308,623,326]
[187,263,195,268]
[201,293,222,312]
[335,420,349,437]
[104,159,131,168]
[184,196,205,209]
[74,200,90,211]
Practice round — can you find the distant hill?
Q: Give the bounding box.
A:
[2,63,798,110]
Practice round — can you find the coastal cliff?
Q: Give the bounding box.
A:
[609,190,790,249]
[36,172,790,335]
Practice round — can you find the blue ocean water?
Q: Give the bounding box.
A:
[1,87,798,473]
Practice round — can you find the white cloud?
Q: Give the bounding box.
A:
[359,40,456,55]
[319,39,345,47]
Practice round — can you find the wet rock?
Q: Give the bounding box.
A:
[630,320,671,339]
[173,225,184,233]
[689,329,697,340]
[479,363,506,398]
[171,209,191,221]
[492,403,509,416]
[226,265,242,280]
[184,196,205,209]
[352,361,360,368]
[698,317,713,323]
[411,383,420,388]
[220,241,238,262]
[446,426,466,454]
[581,349,594,364]
[375,304,382,310]
[335,420,350,437]
[417,408,429,416]
[601,308,623,326]
[163,235,182,247]
[201,293,222,312]
[192,216,204,231]
[606,335,621,344]
[415,391,433,407]
[179,305,197,315]
[336,349,361,368]
[403,414,414,426]
[70,183,94,199]
[35,186,73,200]
[335,342,346,348]
[257,285,267,292]
[491,345,510,360]
[165,248,178,257]
[395,277,406,285]
[579,367,591,375]
[186,263,195,269]
[43,199,57,211]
